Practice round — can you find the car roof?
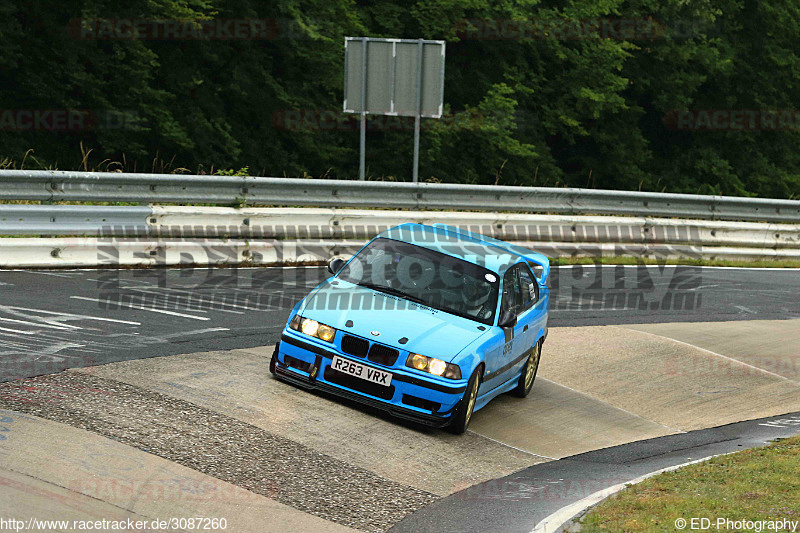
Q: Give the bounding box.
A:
[375,223,550,279]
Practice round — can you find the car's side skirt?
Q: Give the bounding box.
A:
[482,348,531,383]
[473,337,545,412]
[473,374,519,413]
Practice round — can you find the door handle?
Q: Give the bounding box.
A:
[523,325,528,332]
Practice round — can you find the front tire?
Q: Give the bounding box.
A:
[448,366,482,434]
[269,342,279,375]
[512,340,541,398]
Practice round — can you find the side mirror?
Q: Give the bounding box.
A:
[498,310,517,329]
[328,258,345,275]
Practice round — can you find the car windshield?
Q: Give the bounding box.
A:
[336,238,500,326]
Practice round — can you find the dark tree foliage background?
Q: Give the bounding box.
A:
[1,0,799,198]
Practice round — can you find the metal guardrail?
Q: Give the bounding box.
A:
[1,170,799,222]
[0,205,149,235]
[3,206,799,248]
[1,237,798,268]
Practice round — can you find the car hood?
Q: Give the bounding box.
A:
[299,280,490,362]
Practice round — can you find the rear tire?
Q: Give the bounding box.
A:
[448,366,482,434]
[512,340,541,398]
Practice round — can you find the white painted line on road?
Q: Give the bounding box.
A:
[530,455,724,533]
[70,296,210,321]
[112,287,249,314]
[161,327,230,339]
[0,317,76,330]
[2,306,141,326]
[0,326,37,335]
[759,415,800,428]
[70,291,217,317]
[37,347,85,358]
[117,286,275,312]
[202,307,244,314]
[19,270,74,278]
[620,327,795,383]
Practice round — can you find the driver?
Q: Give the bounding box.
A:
[463,278,493,319]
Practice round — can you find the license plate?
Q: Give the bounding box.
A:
[331,355,392,387]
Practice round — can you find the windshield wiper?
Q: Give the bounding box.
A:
[357,283,427,305]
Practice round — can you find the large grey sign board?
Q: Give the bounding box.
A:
[344,37,446,181]
[344,37,445,117]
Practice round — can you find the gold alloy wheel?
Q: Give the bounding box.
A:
[524,343,541,390]
[464,373,480,426]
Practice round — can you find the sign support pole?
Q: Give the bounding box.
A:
[359,39,368,181]
[359,114,366,181]
[412,39,423,183]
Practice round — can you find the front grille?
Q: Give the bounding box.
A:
[367,343,400,366]
[324,366,395,400]
[341,335,369,358]
[403,394,441,412]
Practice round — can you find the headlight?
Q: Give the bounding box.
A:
[428,358,447,376]
[409,353,428,371]
[289,315,337,343]
[317,324,336,342]
[301,318,319,336]
[405,353,462,380]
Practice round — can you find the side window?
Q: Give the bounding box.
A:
[501,267,523,315]
[517,264,539,310]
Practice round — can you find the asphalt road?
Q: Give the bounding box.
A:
[1,264,799,532]
[0,265,798,382]
[390,411,800,533]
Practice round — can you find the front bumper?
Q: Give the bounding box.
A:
[274,332,466,428]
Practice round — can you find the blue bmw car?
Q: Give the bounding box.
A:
[271,223,550,433]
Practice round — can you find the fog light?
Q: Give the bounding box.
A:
[428,358,447,376]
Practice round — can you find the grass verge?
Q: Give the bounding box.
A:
[575,435,800,532]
